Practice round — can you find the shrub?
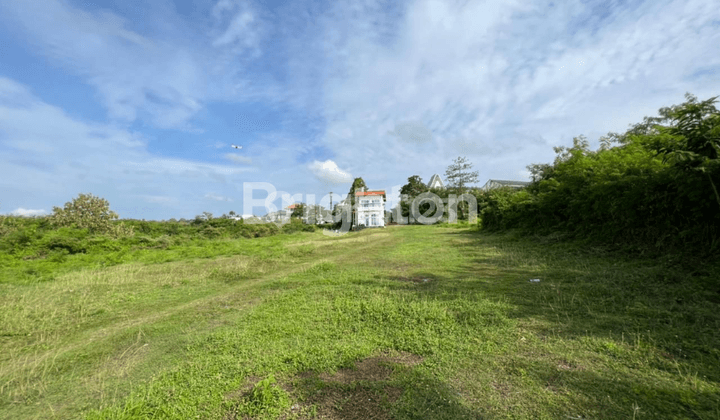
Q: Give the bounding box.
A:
[0,215,20,238]
[281,218,316,234]
[87,235,122,252]
[49,193,120,234]
[200,225,222,239]
[1,229,35,251]
[38,228,90,255]
[110,221,135,238]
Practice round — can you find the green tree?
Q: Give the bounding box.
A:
[346,177,368,208]
[444,156,479,192]
[654,95,720,207]
[331,179,366,229]
[445,157,479,220]
[291,204,305,218]
[399,175,430,220]
[400,175,428,197]
[49,193,130,235]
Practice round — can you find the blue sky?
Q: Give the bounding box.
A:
[1,0,719,220]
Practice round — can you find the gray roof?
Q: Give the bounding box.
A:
[481,179,531,190]
[488,179,530,186]
[427,174,444,188]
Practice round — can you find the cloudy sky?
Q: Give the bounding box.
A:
[1,0,719,219]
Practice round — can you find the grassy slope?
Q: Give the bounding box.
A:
[1,226,719,419]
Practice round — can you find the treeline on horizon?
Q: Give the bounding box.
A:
[395,93,719,256]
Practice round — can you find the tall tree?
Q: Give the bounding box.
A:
[400,175,428,197]
[655,95,720,207]
[346,177,368,208]
[338,177,368,228]
[399,175,430,219]
[444,156,479,192]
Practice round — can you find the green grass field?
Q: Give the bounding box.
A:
[1,225,719,419]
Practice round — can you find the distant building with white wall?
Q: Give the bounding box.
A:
[262,204,299,223]
[353,189,386,229]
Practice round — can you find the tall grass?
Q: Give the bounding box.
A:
[0,217,315,284]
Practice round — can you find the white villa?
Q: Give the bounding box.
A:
[353,189,386,229]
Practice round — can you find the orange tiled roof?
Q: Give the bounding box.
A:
[355,190,385,196]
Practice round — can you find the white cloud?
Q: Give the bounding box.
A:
[387,120,433,144]
[0,77,255,220]
[213,10,256,48]
[289,0,720,188]
[122,158,253,176]
[308,160,353,184]
[2,0,719,220]
[9,208,48,217]
[224,153,253,165]
[0,0,269,130]
[205,193,234,202]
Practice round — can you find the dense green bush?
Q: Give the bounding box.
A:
[281,218,317,234]
[480,94,720,255]
[116,217,314,239]
[39,228,91,255]
[2,228,37,250]
[0,217,46,254]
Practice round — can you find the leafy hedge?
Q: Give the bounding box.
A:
[479,94,720,255]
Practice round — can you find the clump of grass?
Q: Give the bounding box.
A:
[233,375,291,419]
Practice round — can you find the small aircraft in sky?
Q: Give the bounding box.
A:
[231,144,242,149]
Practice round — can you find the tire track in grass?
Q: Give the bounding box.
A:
[1,230,400,419]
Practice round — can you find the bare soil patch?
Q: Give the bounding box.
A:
[288,351,422,419]
[318,351,422,384]
[224,351,423,420]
